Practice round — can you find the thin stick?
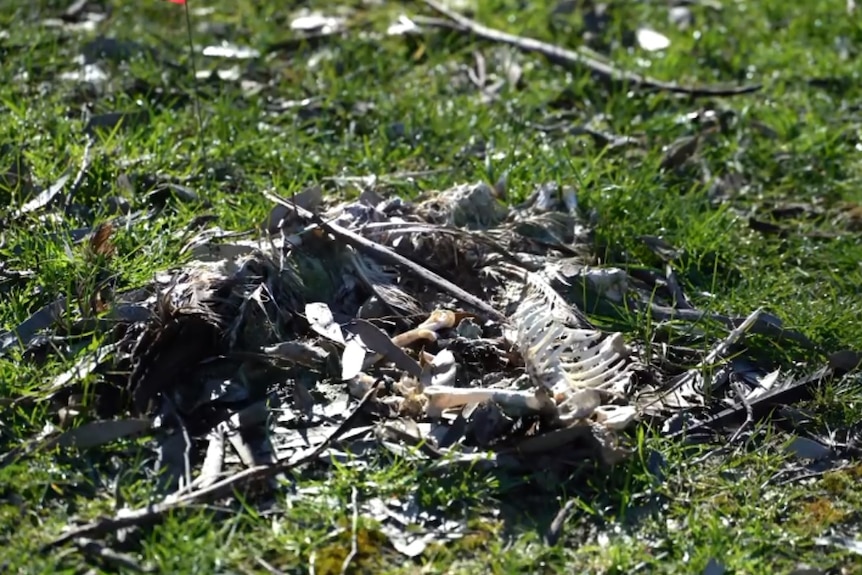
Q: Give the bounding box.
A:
[418,0,762,98]
[181,0,208,178]
[339,487,359,575]
[666,366,830,441]
[726,377,753,444]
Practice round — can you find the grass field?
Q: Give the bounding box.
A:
[1,0,862,573]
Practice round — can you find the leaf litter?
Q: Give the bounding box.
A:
[2,1,861,567]
[1,172,858,559]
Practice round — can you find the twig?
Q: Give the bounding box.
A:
[705,307,763,364]
[689,376,755,463]
[545,499,577,546]
[726,377,753,444]
[163,397,193,490]
[262,189,508,323]
[42,382,381,552]
[666,366,831,441]
[180,0,209,178]
[74,538,152,573]
[648,307,764,410]
[648,304,814,348]
[339,487,359,575]
[417,0,761,98]
[64,136,94,209]
[256,557,286,575]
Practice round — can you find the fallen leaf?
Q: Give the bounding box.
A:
[263,341,330,367]
[0,297,67,355]
[342,336,368,381]
[349,319,422,377]
[814,535,862,556]
[636,28,671,51]
[15,171,71,216]
[669,6,694,30]
[202,42,260,59]
[788,564,824,575]
[55,419,152,449]
[784,436,832,461]
[155,430,192,492]
[193,426,225,489]
[703,557,726,575]
[305,302,345,345]
[660,134,700,171]
[828,350,862,374]
[290,13,344,34]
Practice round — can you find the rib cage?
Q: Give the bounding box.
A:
[509,272,632,420]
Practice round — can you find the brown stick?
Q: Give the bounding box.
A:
[418,0,762,98]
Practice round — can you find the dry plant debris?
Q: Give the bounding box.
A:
[2,2,862,569]
[2,178,856,557]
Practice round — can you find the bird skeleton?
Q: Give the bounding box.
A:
[507,272,637,428]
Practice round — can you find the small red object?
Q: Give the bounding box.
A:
[166,0,186,3]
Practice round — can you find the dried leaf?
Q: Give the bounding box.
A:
[636,28,671,51]
[305,302,345,345]
[49,343,119,394]
[703,558,726,575]
[350,319,422,377]
[0,297,67,356]
[14,171,71,216]
[264,341,330,367]
[227,401,270,430]
[155,430,192,492]
[74,538,152,573]
[262,186,322,234]
[290,13,344,34]
[814,535,862,556]
[669,6,694,30]
[545,499,577,546]
[660,134,700,171]
[743,368,782,402]
[784,436,832,461]
[55,419,152,449]
[86,222,116,259]
[227,430,258,467]
[202,42,260,59]
[193,426,225,489]
[387,15,419,36]
[292,381,316,416]
[828,349,862,374]
[342,336,368,381]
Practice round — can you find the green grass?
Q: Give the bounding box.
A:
[2,0,862,572]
